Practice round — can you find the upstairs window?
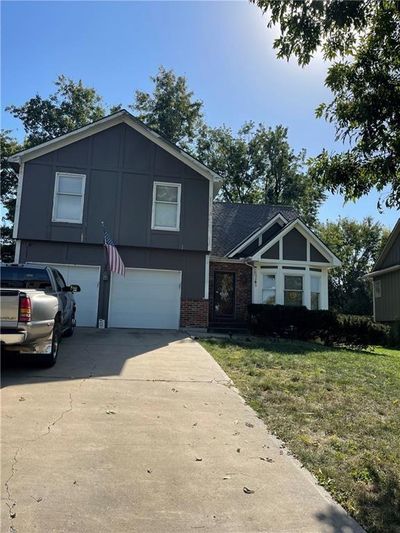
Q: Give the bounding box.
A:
[52,172,86,223]
[151,182,181,231]
[284,275,303,306]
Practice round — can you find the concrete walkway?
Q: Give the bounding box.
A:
[1,328,363,532]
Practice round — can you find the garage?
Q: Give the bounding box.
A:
[108,268,181,329]
[46,264,100,327]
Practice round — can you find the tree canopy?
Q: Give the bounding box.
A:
[131,66,203,147]
[251,0,400,209]
[196,122,324,225]
[317,217,390,315]
[7,75,107,148]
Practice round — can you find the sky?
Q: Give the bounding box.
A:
[1,0,398,228]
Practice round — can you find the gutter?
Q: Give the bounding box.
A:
[362,264,400,280]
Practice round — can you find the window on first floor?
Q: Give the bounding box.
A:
[151,182,181,231]
[262,274,276,304]
[52,172,86,223]
[311,275,321,310]
[284,275,303,306]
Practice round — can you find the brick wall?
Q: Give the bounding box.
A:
[180,299,209,328]
[209,261,252,323]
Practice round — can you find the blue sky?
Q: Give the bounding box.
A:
[1,1,398,228]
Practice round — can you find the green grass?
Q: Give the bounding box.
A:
[201,338,400,533]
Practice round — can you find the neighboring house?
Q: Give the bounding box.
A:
[365,218,400,325]
[9,110,341,331]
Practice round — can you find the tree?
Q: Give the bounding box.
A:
[1,131,22,262]
[196,122,325,225]
[131,66,203,147]
[317,217,390,315]
[251,0,400,209]
[7,75,106,148]
[196,124,260,204]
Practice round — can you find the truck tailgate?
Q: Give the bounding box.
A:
[0,290,20,328]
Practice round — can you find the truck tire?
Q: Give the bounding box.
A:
[39,320,61,367]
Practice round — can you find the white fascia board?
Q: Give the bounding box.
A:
[226,213,288,258]
[252,218,341,266]
[9,110,223,186]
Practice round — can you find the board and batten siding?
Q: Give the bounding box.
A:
[374,271,400,322]
[16,123,210,252]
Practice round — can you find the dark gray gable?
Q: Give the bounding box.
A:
[212,203,298,257]
[233,222,283,258]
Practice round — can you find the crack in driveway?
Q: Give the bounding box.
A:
[3,392,73,529]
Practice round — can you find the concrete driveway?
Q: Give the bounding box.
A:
[1,328,363,533]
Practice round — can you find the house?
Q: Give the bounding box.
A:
[9,110,341,330]
[365,218,400,325]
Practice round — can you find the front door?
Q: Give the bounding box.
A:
[214,272,235,318]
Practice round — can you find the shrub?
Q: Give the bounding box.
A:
[248,304,390,349]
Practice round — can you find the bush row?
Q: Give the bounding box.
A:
[248,304,390,349]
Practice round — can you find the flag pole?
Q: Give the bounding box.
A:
[101,221,108,273]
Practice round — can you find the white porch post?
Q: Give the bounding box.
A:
[304,267,311,309]
[321,269,329,309]
[276,266,284,305]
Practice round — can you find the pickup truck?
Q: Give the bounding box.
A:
[0,263,80,366]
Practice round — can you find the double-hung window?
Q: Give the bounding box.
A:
[262,274,276,304]
[52,172,86,223]
[284,275,303,306]
[310,275,321,310]
[151,182,181,231]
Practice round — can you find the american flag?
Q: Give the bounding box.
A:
[104,228,125,276]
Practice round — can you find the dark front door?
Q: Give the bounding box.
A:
[214,272,235,318]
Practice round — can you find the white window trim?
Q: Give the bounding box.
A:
[151,181,182,232]
[52,172,86,224]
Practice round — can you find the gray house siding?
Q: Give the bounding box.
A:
[283,229,307,261]
[380,232,400,269]
[375,271,400,323]
[17,123,209,252]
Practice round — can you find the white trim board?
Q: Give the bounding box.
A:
[9,110,223,186]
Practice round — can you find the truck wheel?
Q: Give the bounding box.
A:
[39,320,61,367]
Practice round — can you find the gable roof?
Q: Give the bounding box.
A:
[212,202,341,266]
[211,203,298,257]
[372,218,400,272]
[9,109,223,186]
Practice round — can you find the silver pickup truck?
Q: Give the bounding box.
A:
[0,263,80,366]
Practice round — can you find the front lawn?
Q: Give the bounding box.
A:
[201,338,400,533]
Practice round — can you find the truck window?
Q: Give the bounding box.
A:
[52,269,66,291]
[0,267,52,290]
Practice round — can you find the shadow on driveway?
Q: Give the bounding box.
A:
[1,327,186,388]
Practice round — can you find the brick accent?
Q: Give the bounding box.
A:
[180,299,209,328]
[209,261,252,323]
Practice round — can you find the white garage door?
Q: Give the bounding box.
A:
[49,264,100,327]
[109,269,181,329]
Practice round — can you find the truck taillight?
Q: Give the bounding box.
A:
[19,296,32,322]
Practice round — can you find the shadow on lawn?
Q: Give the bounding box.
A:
[354,467,400,533]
